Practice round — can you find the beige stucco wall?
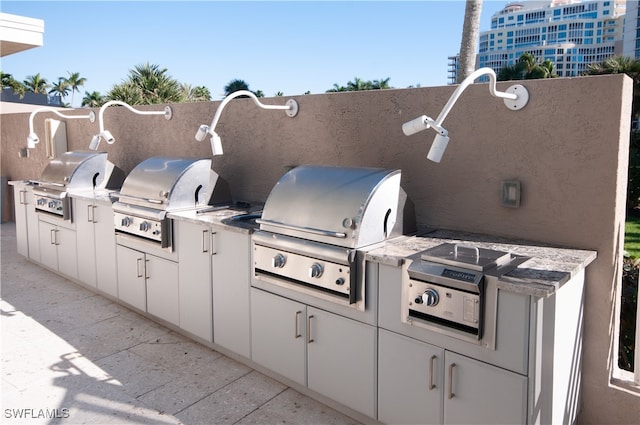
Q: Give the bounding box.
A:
[1,74,638,423]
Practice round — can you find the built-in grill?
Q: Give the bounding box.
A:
[113,156,230,250]
[253,165,414,311]
[32,151,125,221]
[403,242,518,348]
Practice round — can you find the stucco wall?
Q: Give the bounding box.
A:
[1,74,637,423]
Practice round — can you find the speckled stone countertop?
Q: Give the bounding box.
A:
[366,229,597,298]
[168,203,263,235]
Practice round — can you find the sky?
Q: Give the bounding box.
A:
[1,1,509,106]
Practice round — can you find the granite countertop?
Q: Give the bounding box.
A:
[366,229,597,298]
[67,189,117,204]
[168,203,263,235]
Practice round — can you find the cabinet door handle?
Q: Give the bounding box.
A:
[145,259,150,279]
[429,355,437,390]
[136,258,144,278]
[87,205,94,223]
[19,190,27,205]
[294,310,302,338]
[210,231,217,255]
[307,314,315,343]
[201,229,208,253]
[448,363,456,399]
[50,229,57,245]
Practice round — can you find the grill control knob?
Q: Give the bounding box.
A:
[421,288,439,306]
[139,221,150,232]
[272,253,286,268]
[37,198,46,206]
[121,216,132,227]
[48,200,57,209]
[309,263,324,279]
[335,277,345,286]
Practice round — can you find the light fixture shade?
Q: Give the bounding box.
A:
[195,124,209,142]
[210,131,224,156]
[402,115,429,136]
[427,134,450,163]
[101,130,115,144]
[27,133,39,148]
[89,134,101,151]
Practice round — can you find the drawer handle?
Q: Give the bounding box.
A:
[429,355,437,390]
[294,310,302,338]
[448,363,456,399]
[307,315,314,343]
[202,229,208,253]
[136,258,144,278]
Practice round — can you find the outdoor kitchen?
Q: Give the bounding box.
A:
[1,74,637,424]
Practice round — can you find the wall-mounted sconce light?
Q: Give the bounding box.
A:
[89,100,172,150]
[402,67,529,163]
[195,90,299,156]
[27,107,96,148]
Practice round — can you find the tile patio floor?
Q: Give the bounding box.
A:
[1,222,362,425]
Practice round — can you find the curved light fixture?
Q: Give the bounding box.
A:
[195,90,299,156]
[402,67,529,163]
[89,100,173,150]
[27,107,96,149]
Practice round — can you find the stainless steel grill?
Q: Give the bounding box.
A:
[32,151,125,221]
[113,156,230,250]
[253,165,415,310]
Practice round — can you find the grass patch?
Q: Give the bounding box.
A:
[625,214,640,258]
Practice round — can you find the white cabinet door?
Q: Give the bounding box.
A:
[75,199,97,287]
[251,288,307,386]
[146,254,179,325]
[56,225,78,279]
[116,245,146,311]
[444,351,527,425]
[93,204,118,297]
[13,186,29,257]
[38,220,58,271]
[177,220,213,342]
[38,220,77,279]
[213,229,251,357]
[378,329,444,425]
[25,191,40,262]
[307,306,377,419]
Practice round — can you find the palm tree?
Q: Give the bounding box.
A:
[49,78,70,105]
[180,83,211,102]
[82,91,104,108]
[371,78,392,89]
[107,63,182,104]
[326,83,347,93]
[457,0,483,83]
[23,73,49,94]
[1,71,26,97]
[65,72,87,107]
[224,79,250,96]
[497,53,558,81]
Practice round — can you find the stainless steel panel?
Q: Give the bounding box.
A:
[419,243,512,272]
[118,157,218,210]
[39,151,108,189]
[259,165,401,248]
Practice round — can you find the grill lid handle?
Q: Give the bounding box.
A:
[255,218,347,239]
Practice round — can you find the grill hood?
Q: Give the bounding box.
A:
[257,165,403,248]
[35,151,124,193]
[115,156,230,212]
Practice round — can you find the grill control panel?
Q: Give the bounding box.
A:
[114,211,165,244]
[254,244,351,298]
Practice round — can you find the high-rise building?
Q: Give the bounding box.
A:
[623,0,639,58]
[449,0,626,83]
